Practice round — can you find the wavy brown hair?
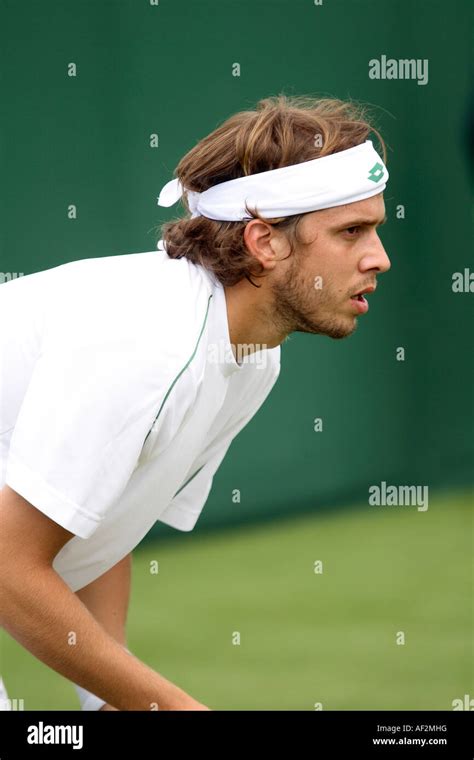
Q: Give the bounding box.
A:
[158,94,387,287]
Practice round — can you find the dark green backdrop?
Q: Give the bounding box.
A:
[1,0,472,538]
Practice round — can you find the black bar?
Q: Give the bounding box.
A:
[0,710,473,757]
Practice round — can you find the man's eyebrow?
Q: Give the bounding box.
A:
[334,214,387,228]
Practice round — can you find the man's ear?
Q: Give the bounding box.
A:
[243,220,290,271]
[268,230,292,261]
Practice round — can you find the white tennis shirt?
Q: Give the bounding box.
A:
[0,247,280,591]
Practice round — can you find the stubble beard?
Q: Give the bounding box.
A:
[269,256,357,340]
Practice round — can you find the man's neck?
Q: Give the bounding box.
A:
[224,282,286,356]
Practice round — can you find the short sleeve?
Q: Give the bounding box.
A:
[5,344,162,539]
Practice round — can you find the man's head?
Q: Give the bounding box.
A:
[159,94,391,344]
[242,191,390,341]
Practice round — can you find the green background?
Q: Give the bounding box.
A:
[0,0,472,710]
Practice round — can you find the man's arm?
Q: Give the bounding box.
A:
[75,553,132,710]
[0,485,209,710]
[76,553,131,649]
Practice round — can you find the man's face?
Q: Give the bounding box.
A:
[271,193,391,339]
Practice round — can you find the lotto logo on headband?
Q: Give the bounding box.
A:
[368,162,384,183]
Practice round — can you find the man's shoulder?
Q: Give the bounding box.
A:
[33,251,214,383]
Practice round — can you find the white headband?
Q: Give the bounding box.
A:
[157,139,388,222]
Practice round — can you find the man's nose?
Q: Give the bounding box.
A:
[360,233,391,273]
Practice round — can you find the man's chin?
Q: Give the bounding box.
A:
[301,316,358,340]
[328,326,357,340]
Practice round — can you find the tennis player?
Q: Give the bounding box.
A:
[0,95,391,711]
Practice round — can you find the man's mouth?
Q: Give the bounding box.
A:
[349,285,376,314]
[350,285,376,299]
[350,294,369,313]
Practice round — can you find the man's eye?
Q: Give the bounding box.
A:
[345,226,360,235]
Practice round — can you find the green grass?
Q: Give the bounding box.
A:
[1,488,472,710]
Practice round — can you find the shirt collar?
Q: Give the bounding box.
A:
[204,271,244,378]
